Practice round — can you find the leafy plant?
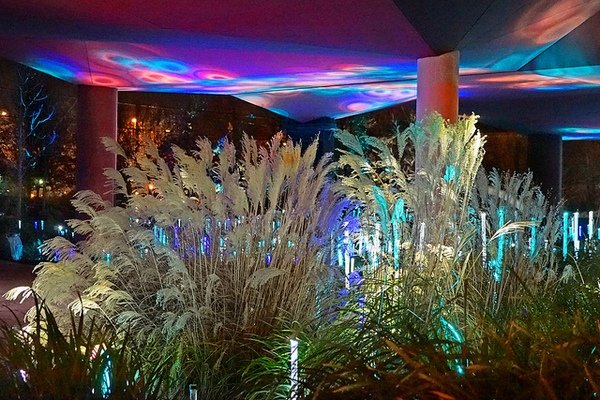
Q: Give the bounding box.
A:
[246,279,600,400]
[0,295,169,399]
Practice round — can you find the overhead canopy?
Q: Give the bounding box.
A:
[0,0,598,136]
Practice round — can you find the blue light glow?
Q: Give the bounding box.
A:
[101,357,112,397]
[443,165,457,182]
[439,316,465,375]
[559,127,600,140]
[530,218,537,258]
[493,208,505,282]
[563,211,569,259]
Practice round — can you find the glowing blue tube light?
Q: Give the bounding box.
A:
[391,198,405,271]
[562,211,569,259]
[530,218,537,258]
[494,208,505,282]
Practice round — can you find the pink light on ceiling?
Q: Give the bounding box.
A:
[515,0,600,45]
[473,71,598,90]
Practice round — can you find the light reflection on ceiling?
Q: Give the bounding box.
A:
[237,81,418,121]
[18,40,419,93]
[0,0,598,135]
[559,127,600,140]
[462,71,600,91]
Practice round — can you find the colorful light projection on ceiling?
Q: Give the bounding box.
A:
[462,71,600,92]
[14,40,421,121]
[236,81,417,121]
[0,0,598,128]
[458,0,600,71]
[22,40,418,95]
[535,66,600,85]
[514,0,600,46]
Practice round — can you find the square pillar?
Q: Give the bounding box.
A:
[76,85,117,201]
[416,51,459,123]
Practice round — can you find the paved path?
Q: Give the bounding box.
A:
[0,260,35,326]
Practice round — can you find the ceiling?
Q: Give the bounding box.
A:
[0,0,598,137]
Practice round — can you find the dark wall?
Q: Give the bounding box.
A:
[479,127,562,203]
[527,134,562,203]
[282,117,337,160]
[563,140,600,210]
[481,130,528,173]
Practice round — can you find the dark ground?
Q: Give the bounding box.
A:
[0,260,35,326]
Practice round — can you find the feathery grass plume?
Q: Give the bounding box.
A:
[471,169,562,312]
[336,113,486,328]
[240,114,582,399]
[17,133,351,398]
[334,112,566,351]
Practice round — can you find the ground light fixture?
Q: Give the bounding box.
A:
[290,337,299,400]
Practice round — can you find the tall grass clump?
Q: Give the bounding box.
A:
[243,114,577,399]
[336,113,487,334]
[335,113,563,331]
[10,134,351,398]
[471,168,562,312]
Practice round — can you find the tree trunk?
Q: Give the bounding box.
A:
[16,122,24,222]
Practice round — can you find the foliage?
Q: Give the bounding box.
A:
[0,295,170,399]
[471,168,562,311]
[8,113,592,398]
[240,113,582,399]
[335,113,563,331]
[118,107,183,166]
[14,133,350,398]
[0,65,76,230]
[246,285,600,400]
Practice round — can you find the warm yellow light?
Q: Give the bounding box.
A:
[0,111,7,116]
[131,117,137,124]
[148,183,155,191]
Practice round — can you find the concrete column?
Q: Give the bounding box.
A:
[416,51,459,122]
[76,85,117,201]
[527,134,562,203]
[283,117,337,161]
